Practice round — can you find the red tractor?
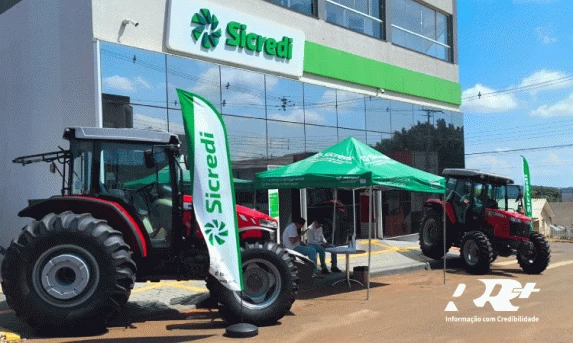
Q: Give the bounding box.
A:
[0,127,313,333]
[419,169,550,274]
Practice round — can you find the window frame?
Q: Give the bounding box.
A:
[324,0,386,40]
[265,0,319,18]
[390,0,453,62]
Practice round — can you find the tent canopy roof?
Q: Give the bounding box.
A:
[255,137,445,193]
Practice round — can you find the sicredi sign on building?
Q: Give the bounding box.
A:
[166,0,305,78]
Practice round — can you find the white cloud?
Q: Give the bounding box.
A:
[530,93,573,117]
[135,77,151,89]
[519,69,573,94]
[103,75,152,92]
[466,154,512,173]
[536,26,557,44]
[543,153,572,165]
[461,84,518,113]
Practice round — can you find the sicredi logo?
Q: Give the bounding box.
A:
[167,0,305,78]
[191,8,294,60]
[200,130,227,246]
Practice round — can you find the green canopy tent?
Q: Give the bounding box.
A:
[254,137,446,298]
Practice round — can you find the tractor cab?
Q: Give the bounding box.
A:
[443,169,527,230]
[65,127,185,250]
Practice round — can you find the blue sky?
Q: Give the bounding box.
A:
[458,0,573,188]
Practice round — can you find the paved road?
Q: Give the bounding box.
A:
[2,241,572,343]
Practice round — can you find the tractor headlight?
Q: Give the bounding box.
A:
[509,217,524,224]
[259,219,278,229]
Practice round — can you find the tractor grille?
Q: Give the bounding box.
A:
[510,221,530,238]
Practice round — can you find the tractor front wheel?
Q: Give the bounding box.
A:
[460,231,492,274]
[1,212,136,334]
[517,233,551,274]
[419,209,451,260]
[207,241,297,326]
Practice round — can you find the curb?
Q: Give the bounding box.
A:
[369,261,428,278]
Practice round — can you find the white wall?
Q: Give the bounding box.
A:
[0,1,98,248]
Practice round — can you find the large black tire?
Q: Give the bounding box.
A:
[460,231,492,274]
[517,233,551,274]
[207,241,297,326]
[419,209,451,260]
[1,211,136,333]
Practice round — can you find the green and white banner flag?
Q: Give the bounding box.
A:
[521,155,533,231]
[177,89,243,291]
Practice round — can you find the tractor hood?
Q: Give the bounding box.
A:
[487,208,532,223]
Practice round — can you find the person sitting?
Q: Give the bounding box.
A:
[282,217,320,276]
[306,218,342,274]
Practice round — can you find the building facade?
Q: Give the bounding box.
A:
[0,0,462,247]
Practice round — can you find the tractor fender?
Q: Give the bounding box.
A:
[424,198,456,224]
[284,247,316,289]
[18,196,149,257]
[238,226,275,242]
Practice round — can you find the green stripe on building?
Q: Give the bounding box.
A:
[303,41,461,106]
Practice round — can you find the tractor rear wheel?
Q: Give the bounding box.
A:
[207,241,297,326]
[517,233,550,274]
[1,211,136,334]
[460,231,492,274]
[419,209,451,260]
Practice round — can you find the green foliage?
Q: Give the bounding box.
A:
[373,118,464,173]
[531,186,560,202]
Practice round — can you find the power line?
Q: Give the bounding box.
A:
[462,73,573,101]
[466,142,573,156]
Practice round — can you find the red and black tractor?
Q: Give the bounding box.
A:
[419,168,550,274]
[0,127,313,333]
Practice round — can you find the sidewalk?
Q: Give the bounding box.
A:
[306,237,460,289]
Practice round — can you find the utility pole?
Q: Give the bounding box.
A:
[419,109,443,172]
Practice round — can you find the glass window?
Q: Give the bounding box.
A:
[391,0,451,61]
[220,66,266,119]
[390,100,414,132]
[167,55,221,126]
[305,125,338,153]
[222,116,268,165]
[303,84,337,127]
[266,75,304,123]
[338,128,367,144]
[325,0,382,39]
[365,96,391,133]
[267,121,305,159]
[100,42,168,129]
[366,131,392,147]
[268,0,315,16]
[71,141,94,195]
[336,89,366,130]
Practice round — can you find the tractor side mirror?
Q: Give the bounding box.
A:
[49,162,56,174]
[144,150,156,169]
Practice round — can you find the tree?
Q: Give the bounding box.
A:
[374,118,464,173]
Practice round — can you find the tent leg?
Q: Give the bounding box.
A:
[443,193,447,285]
[367,186,372,300]
[331,189,337,245]
[300,189,308,236]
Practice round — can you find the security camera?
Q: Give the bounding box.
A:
[122,19,139,27]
